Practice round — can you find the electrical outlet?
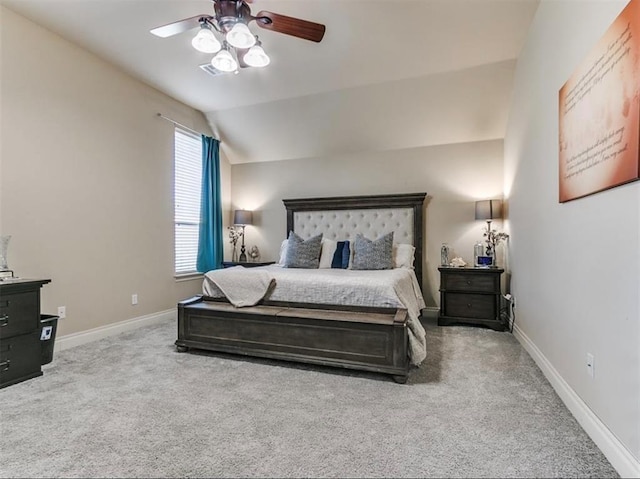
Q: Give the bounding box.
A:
[586,353,595,379]
[131,294,138,305]
[57,306,66,319]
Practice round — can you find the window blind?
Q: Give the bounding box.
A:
[174,128,202,274]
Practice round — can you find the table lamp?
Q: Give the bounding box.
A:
[233,209,253,262]
[475,199,503,231]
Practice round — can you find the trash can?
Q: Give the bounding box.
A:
[40,314,59,365]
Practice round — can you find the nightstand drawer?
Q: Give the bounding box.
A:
[0,332,42,387]
[444,293,496,320]
[0,291,39,339]
[442,272,497,293]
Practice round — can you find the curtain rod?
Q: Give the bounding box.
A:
[156,113,218,140]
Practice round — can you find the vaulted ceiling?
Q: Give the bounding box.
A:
[1,0,539,164]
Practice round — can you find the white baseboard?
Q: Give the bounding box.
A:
[513,323,640,478]
[55,309,175,352]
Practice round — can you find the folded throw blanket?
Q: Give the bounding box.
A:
[203,266,275,307]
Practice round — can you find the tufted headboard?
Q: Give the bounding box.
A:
[282,193,427,290]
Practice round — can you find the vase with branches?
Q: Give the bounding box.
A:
[228,226,243,262]
[483,225,509,266]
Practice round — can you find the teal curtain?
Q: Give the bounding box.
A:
[196,135,223,272]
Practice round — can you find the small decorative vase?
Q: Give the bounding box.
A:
[0,235,11,271]
[231,244,238,262]
[440,243,450,267]
[474,242,484,267]
[490,242,498,268]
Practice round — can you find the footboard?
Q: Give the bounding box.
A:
[176,296,410,382]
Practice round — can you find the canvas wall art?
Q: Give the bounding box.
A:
[559,0,640,203]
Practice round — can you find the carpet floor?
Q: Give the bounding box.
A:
[0,316,617,478]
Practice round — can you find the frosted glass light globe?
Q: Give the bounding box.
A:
[226,23,256,49]
[192,27,221,53]
[243,44,270,68]
[211,49,238,72]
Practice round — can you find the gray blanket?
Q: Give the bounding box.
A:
[203,266,275,307]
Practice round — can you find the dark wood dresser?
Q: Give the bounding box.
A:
[438,267,504,331]
[0,278,51,388]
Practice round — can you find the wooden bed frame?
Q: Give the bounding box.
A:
[176,192,427,383]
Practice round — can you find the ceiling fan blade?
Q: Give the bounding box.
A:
[150,15,208,38]
[254,11,326,43]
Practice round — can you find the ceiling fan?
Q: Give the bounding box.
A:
[150,0,326,73]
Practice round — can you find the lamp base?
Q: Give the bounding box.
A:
[238,225,247,262]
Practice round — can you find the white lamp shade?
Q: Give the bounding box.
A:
[243,44,270,67]
[191,27,221,53]
[211,49,238,72]
[226,23,256,49]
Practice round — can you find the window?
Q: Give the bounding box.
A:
[174,128,202,275]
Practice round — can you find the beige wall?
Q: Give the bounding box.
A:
[0,7,231,336]
[208,60,516,165]
[230,140,504,308]
[504,0,639,471]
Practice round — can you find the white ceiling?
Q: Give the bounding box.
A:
[1,0,539,164]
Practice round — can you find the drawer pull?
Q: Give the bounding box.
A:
[467,303,472,308]
[466,280,472,285]
[0,314,8,326]
[0,360,10,372]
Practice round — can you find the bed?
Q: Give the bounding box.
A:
[176,192,427,383]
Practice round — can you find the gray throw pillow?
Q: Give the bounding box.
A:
[352,232,394,270]
[284,231,323,268]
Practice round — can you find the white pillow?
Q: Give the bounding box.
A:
[277,239,288,266]
[393,243,415,269]
[318,238,338,269]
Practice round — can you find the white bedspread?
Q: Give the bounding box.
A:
[202,266,427,365]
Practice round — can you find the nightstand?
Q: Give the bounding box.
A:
[222,261,275,268]
[438,267,505,331]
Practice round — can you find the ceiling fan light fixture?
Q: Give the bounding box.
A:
[192,25,221,53]
[226,22,256,49]
[243,43,270,68]
[211,47,238,72]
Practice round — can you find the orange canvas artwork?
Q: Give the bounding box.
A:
[559,0,640,202]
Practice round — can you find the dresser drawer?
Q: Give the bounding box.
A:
[0,332,42,387]
[441,272,498,293]
[444,293,496,320]
[0,291,40,339]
